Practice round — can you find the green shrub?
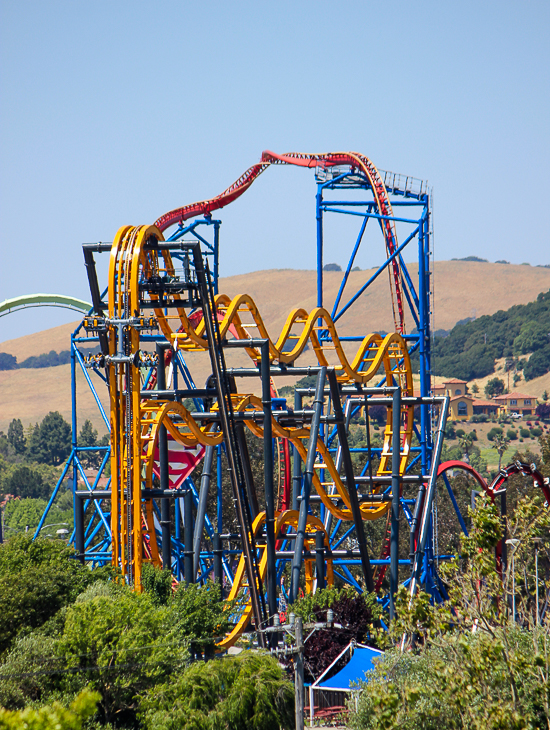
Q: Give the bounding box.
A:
[472,414,489,423]
[506,429,518,440]
[531,427,543,437]
[139,652,294,730]
[520,428,531,438]
[487,427,503,441]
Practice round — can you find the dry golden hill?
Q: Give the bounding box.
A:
[1,261,549,433]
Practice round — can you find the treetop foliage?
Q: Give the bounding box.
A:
[348,493,550,729]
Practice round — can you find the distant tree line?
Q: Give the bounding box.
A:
[0,345,102,371]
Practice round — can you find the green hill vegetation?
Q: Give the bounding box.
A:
[424,290,550,381]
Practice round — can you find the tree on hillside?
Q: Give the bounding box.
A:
[484,377,505,398]
[513,321,549,354]
[7,419,25,455]
[28,412,71,466]
[0,464,51,500]
[471,382,479,394]
[0,353,17,371]
[491,433,510,471]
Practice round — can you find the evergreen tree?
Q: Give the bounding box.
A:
[28,413,71,466]
[7,419,26,455]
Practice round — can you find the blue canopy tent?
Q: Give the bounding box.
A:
[309,643,384,723]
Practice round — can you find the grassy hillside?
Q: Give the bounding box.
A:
[1,261,549,432]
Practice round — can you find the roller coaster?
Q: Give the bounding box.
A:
[33,150,550,649]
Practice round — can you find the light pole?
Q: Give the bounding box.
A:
[534,537,543,625]
[506,538,520,622]
[259,609,336,730]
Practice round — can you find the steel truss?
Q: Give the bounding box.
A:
[36,152,490,646]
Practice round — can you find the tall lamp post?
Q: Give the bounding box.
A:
[506,538,520,622]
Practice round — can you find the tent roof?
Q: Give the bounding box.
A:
[315,646,384,691]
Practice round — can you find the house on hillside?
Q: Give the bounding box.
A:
[449,394,474,420]
[472,398,499,417]
[433,379,469,397]
[493,392,536,416]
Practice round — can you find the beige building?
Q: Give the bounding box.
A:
[493,392,536,416]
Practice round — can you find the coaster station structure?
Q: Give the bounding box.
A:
[34,150,525,647]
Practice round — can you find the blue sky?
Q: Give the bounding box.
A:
[1,0,549,341]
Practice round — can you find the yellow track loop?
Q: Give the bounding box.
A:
[217,510,333,650]
[168,291,412,391]
[143,392,412,522]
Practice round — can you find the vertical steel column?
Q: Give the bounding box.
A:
[75,495,85,565]
[418,216,430,474]
[315,531,325,591]
[216,445,223,533]
[193,444,215,581]
[409,397,450,598]
[261,342,277,624]
[213,221,220,294]
[174,498,182,580]
[316,187,323,311]
[213,532,223,594]
[327,369,374,593]
[390,387,401,619]
[156,343,171,571]
[184,489,194,583]
[71,334,79,551]
[290,368,326,603]
[291,390,303,511]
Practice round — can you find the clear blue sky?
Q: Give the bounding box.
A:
[1,0,549,341]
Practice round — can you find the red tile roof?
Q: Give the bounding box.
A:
[443,378,468,384]
[493,392,535,401]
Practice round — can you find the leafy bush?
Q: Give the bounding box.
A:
[58,589,189,726]
[487,427,503,441]
[139,653,294,730]
[290,587,381,682]
[537,403,550,419]
[0,688,100,730]
[506,429,518,440]
[531,427,542,437]
[520,428,531,438]
[0,535,110,656]
[323,263,342,271]
[471,414,489,423]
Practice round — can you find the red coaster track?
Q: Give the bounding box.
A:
[155,150,405,333]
